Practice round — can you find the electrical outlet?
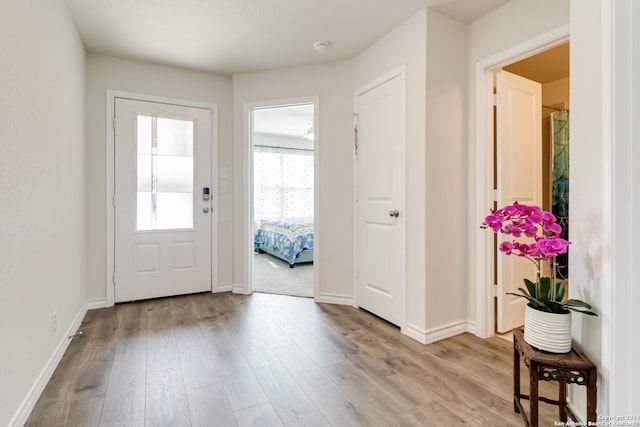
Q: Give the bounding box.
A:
[51,312,57,335]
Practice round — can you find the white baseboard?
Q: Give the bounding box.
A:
[10,302,87,427]
[87,298,108,310]
[465,321,477,335]
[215,283,233,293]
[402,323,430,344]
[231,283,247,294]
[403,320,475,345]
[567,387,587,423]
[315,292,355,305]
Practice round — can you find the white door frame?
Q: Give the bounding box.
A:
[473,25,569,338]
[106,90,219,307]
[242,97,320,296]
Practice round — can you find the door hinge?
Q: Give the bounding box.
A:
[356,269,359,280]
[112,272,116,286]
[492,284,499,297]
[112,195,116,208]
[356,191,359,202]
[493,94,501,106]
[112,116,116,130]
[493,189,499,202]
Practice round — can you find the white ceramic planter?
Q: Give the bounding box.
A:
[524,305,572,353]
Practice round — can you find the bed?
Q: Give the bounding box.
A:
[254,218,314,268]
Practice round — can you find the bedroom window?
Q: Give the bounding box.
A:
[253,145,314,221]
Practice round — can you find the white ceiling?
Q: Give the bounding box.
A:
[253,103,314,140]
[65,0,510,76]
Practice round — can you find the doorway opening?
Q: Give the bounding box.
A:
[494,42,570,339]
[249,102,316,298]
[474,26,570,338]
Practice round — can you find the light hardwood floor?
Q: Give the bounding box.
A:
[26,292,559,426]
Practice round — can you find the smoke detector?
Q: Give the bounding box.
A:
[313,41,331,54]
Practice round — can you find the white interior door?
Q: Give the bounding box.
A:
[114,98,213,302]
[496,70,542,332]
[355,72,406,327]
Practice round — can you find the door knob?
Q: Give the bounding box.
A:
[389,209,400,218]
[202,207,210,214]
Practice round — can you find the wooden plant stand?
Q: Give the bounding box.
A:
[513,327,597,427]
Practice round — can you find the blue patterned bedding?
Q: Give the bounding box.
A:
[254,219,314,265]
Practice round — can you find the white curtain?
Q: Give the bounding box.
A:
[254,146,314,221]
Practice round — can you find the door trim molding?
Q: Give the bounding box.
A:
[604,0,638,414]
[242,97,320,297]
[353,65,405,99]
[472,25,569,338]
[105,90,219,307]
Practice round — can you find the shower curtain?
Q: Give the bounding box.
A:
[551,110,569,279]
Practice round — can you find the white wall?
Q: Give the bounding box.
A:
[85,54,234,302]
[571,0,639,416]
[466,0,570,325]
[628,0,640,410]
[352,8,467,341]
[0,0,87,424]
[468,0,570,64]
[232,61,354,300]
[542,77,570,109]
[568,0,607,415]
[424,10,468,333]
[353,9,428,336]
[468,0,639,416]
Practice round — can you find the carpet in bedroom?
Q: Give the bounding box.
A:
[252,252,313,297]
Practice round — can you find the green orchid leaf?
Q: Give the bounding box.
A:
[539,277,551,302]
[564,299,593,309]
[555,282,565,302]
[507,292,544,309]
[565,306,598,316]
[523,278,536,297]
[506,283,599,316]
[529,302,551,312]
[526,297,547,310]
[516,287,532,297]
[546,300,566,313]
[560,299,598,316]
[507,291,528,300]
[512,289,549,310]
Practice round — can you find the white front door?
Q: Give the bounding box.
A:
[114,98,213,302]
[495,70,542,332]
[355,72,406,327]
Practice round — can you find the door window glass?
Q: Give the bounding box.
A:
[136,115,194,230]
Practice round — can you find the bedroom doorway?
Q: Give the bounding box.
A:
[249,101,316,297]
